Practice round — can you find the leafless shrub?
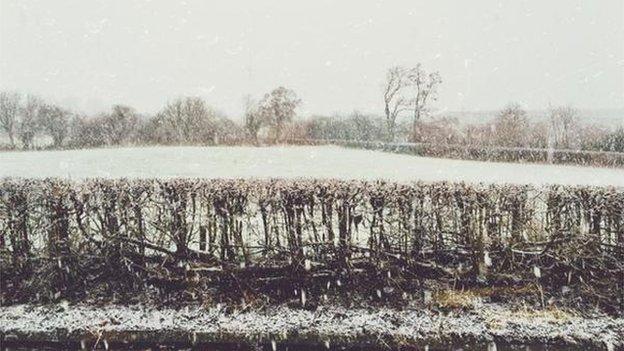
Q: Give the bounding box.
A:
[493,103,530,147]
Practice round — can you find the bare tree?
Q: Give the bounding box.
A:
[406,64,442,133]
[548,106,579,150]
[243,95,263,144]
[214,117,246,145]
[257,87,300,142]
[156,97,217,144]
[101,105,138,145]
[382,67,410,141]
[39,104,70,147]
[69,114,106,148]
[0,92,21,147]
[493,103,530,147]
[17,95,44,149]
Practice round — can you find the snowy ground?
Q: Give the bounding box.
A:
[0,303,621,350]
[0,145,623,186]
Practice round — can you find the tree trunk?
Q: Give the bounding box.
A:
[8,131,15,147]
[386,119,395,142]
[412,108,421,142]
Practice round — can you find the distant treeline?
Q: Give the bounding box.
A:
[1,89,623,155]
[288,139,624,168]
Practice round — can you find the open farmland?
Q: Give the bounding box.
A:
[1,145,624,186]
[3,1,624,349]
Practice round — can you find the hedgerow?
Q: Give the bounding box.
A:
[287,139,624,168]
[1,179,622,311]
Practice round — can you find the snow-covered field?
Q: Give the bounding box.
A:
[0,145,623,186]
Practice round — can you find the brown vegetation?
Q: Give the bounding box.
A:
[1,179,622,313]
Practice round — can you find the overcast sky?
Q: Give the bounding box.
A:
[1,0,622,118]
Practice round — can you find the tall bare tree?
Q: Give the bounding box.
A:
[548,106,579,150]
[101,105,138,145]
[39,104,70,147]
[406,64,442,133]
[0,92,21,147]
[242,95,263,144]
[382,67,410,141]
[257,87,300,142]
[17,95,43,149]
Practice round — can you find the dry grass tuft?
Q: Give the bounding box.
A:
[510,305,577,321]
[433,289,480,310]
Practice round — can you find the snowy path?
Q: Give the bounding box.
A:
[1,145,623,186]
[0,303,621,349]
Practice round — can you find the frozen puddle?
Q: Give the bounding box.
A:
[0,145,623,186]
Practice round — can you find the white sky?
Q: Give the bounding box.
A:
[1,0,623,118]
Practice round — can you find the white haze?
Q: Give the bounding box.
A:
[1,0,622,118]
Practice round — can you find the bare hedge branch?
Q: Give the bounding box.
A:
[1,178,622,311]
